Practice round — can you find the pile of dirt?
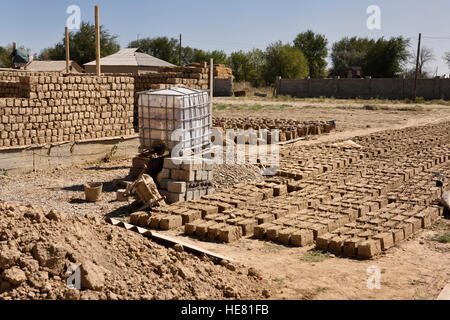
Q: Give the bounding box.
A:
[0,199,269,300]
[212,164,264,190]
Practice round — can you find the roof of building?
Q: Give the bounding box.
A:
[84,48,175,67]
[25,60,83,72]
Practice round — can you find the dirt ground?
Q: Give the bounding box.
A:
[1,97,449,300]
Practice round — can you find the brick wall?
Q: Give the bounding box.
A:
[0,73,134,148]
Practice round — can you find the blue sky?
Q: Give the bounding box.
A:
[1,0,450,74]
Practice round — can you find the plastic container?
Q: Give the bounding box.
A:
[137,86,211,155]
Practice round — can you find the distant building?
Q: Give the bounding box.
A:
[25,60,83,73]
[347,66,363,78]
[84,48,175,74]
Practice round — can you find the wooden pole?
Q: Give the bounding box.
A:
[179,34,182,66]
[12,42,16,51]
[210,58,214,124]
[95,5,101,75]
[65,27,70,73]
[413,33,421,101]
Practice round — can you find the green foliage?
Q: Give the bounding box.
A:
[330,37,375,77]
[263,42,309,84]
[0,44,31,68]
[365,37,410,78]
[330,36,410,78]
[229,49,264,85]
[128,36,179,64]
[38,22,120,66]
[293,30,328,78]
[191,49,229,65]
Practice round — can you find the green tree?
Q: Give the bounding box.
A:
[263,42,309,84]
[128,36,179,64]
[229,49,265,85]
[293,30,328,78]
[39,22,120,66]
[191,49,229,65]
[330,37,375,77]
[365,37,410,78]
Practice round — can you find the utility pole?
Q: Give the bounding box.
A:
[179,33,182,66]
[95,5,101,75]
[413,33,422,101]
[65,27,70,73]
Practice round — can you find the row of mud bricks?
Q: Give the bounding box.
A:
[213,117,335,143]
[128,122,450,259]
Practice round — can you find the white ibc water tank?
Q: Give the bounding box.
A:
[137,86,211,155]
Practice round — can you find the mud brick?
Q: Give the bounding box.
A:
[358,230,373,240]
[391,215,407,223]
[396,222,413,239]
[329,236,349,255]
[308,223,328,239]
[273,184,287,196]
[404,217,422,234]
[129,212,145,226]
[237,219,258,236]
[164,157,181,169]
[356,205,370,217]
[149,214,163,229]
[181,159,202,171]
[290,229,314,247]
[414,210,432,228]
[381,220,398,229]
[138,213,151,227]
[214,214,230,223]
[204,213,222,221]
[277,228,296,245]
[319,218,339,232]
[199,205,219,217]
[368,218,385,227]
[159,215,182,230]
[273,209,288,219]
[207,223,227,241]
[226,198,247,209]
[357,239,382,259]
[226,217,246,226]
[266,225,284,241]
[195,221,217,237]
[254,223,273,239]
[180,210,202,224]
[316,233,334,251]
[256,213,275,224]
[219,225,242,243]
[373,232,394,250]
[167,181,186,193]
[184,220,204,235]
[217,202,234,213]
[343,238,363,257]
[171,169,195,182]
[392,228,405,244]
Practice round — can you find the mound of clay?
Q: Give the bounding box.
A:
[0,200,267,300]
[213,164,264,190]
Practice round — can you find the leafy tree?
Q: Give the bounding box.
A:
[229,49,264,85]
[262,42,309,84]
[191,49,228,65]
[39,22,120,66]
[330,36,410,78]
[330,37,375,77]
[365,37,410,78]
[293,30,328,78]
[128,36,179,64]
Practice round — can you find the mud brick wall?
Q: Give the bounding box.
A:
[0,74,134,148]
[276,77,450,100]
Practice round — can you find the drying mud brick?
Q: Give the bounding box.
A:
[290,229,314,247]
[373,232,394,250]
[316,233,335,251]
[357,239,382,259]
[159,215,183,230]
[219,225,242,243]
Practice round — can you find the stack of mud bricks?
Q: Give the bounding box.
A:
[0,71,134,148]
[211,64,233,79]
[213,117,335,143]
[157,157,215,204]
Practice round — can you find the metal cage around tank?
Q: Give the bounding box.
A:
[137,86,211,155]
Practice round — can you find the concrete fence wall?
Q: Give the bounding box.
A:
[275,78,450,100]
[213,77,233,97]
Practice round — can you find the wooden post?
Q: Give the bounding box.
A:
[95,5,101,75]
[210,58,214,124]
[65,27,70,73]
[12,42,16,51]
[413,33,421,101]
[179,34,182,66]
